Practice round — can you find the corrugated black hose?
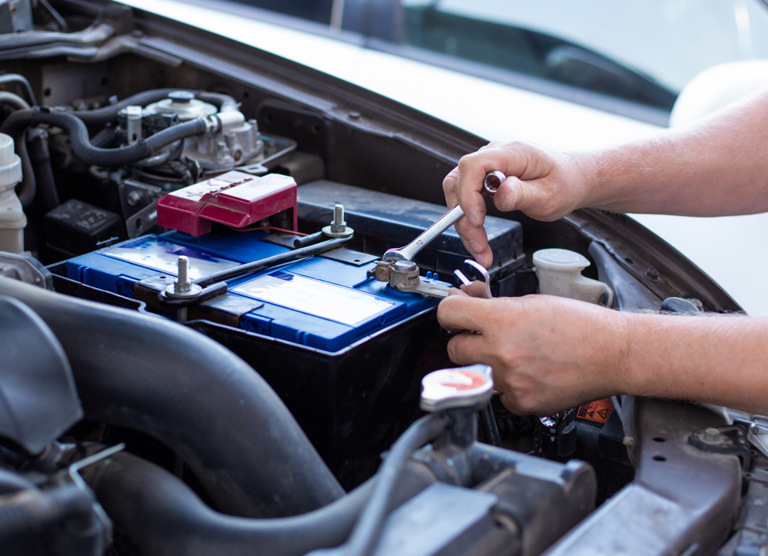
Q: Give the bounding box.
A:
[81,450,438,556]
[0,277,345,519]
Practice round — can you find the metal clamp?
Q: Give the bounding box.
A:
[374,259,452,298]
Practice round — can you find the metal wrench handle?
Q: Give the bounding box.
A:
[381,171,503,262]
[383,204,465,261]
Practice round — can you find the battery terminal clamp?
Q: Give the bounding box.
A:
[374,171,503,298]
[373,259,452,298]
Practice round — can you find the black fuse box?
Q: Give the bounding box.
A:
[45,199,124,258]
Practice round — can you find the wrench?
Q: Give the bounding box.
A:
[382,171,505,261]
[453,259,493,299]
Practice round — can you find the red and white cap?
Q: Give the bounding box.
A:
[420,365,493,412]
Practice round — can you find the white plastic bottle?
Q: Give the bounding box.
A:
[0,133,26,253]
[533,248,613,306]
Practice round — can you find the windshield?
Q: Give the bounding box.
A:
[401,0,768,108]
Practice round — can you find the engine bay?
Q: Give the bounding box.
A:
[0,1,762,555]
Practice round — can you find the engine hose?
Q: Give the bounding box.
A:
[0,277,345,518]
[195,91,239,112]
[0,74,37,106]
[1,108,209,167]
[0,468,35,495]
[334,414,447,556]
[71,88,178,125]
[27,130,60,211]
[89,127,116,148]
[70,89,238,125]
[0,482,101,555]
[15,130,35,208]
[81,451,438,556]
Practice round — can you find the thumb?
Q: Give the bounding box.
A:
[501,176,561,221]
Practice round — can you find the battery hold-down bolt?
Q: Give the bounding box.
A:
[165,256,203,299]
[322,203,354,238]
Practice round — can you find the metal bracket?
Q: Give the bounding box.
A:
[690,424,752,471]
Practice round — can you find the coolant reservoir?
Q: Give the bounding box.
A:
[0,133,26,253]
[533,248,613,306]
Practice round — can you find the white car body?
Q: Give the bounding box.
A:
[123,0,768,315]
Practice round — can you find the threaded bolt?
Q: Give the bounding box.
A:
[176,256,191,293]
[330,204,346,234]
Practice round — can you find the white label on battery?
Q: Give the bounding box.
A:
[234,271,395,326]
[104,237,239,279]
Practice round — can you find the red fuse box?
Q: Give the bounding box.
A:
[157,171,297,236]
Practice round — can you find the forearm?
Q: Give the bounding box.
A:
[578,88,768,216]
[619,312,768,414]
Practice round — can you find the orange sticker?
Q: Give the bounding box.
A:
[577,397,614,424]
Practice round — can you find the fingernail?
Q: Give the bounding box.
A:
[468,240,483,254]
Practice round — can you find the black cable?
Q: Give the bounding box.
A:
[479,402,502,447]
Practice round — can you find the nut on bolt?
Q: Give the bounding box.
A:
[322,204,354,238]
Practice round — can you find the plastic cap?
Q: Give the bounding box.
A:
[420,364,493,412]
[0,134,22,191]
[532,248,590,272]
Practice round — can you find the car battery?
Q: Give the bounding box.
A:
[54,179,525,488]
[64,231,439,352]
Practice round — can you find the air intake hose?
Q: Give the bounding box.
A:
[81,450,436,556]
[0,277,344,518]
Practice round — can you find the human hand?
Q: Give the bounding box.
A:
[443,142,590,268]
[437,292,630,415]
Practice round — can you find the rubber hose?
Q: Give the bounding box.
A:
[0,74,37,106]
[81,450,437,556]
[71,88,177,126]
[1,108,208,167]
[195,91,238,112]
[0,91,30,111]
[0,277,345,518]
[337,414,446,556]
[89,127,116,148]
[71,90,238,125]
[0,468,35,495]
[27,131,60,211]
[0,482,99,555]
[14,129,35,208]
